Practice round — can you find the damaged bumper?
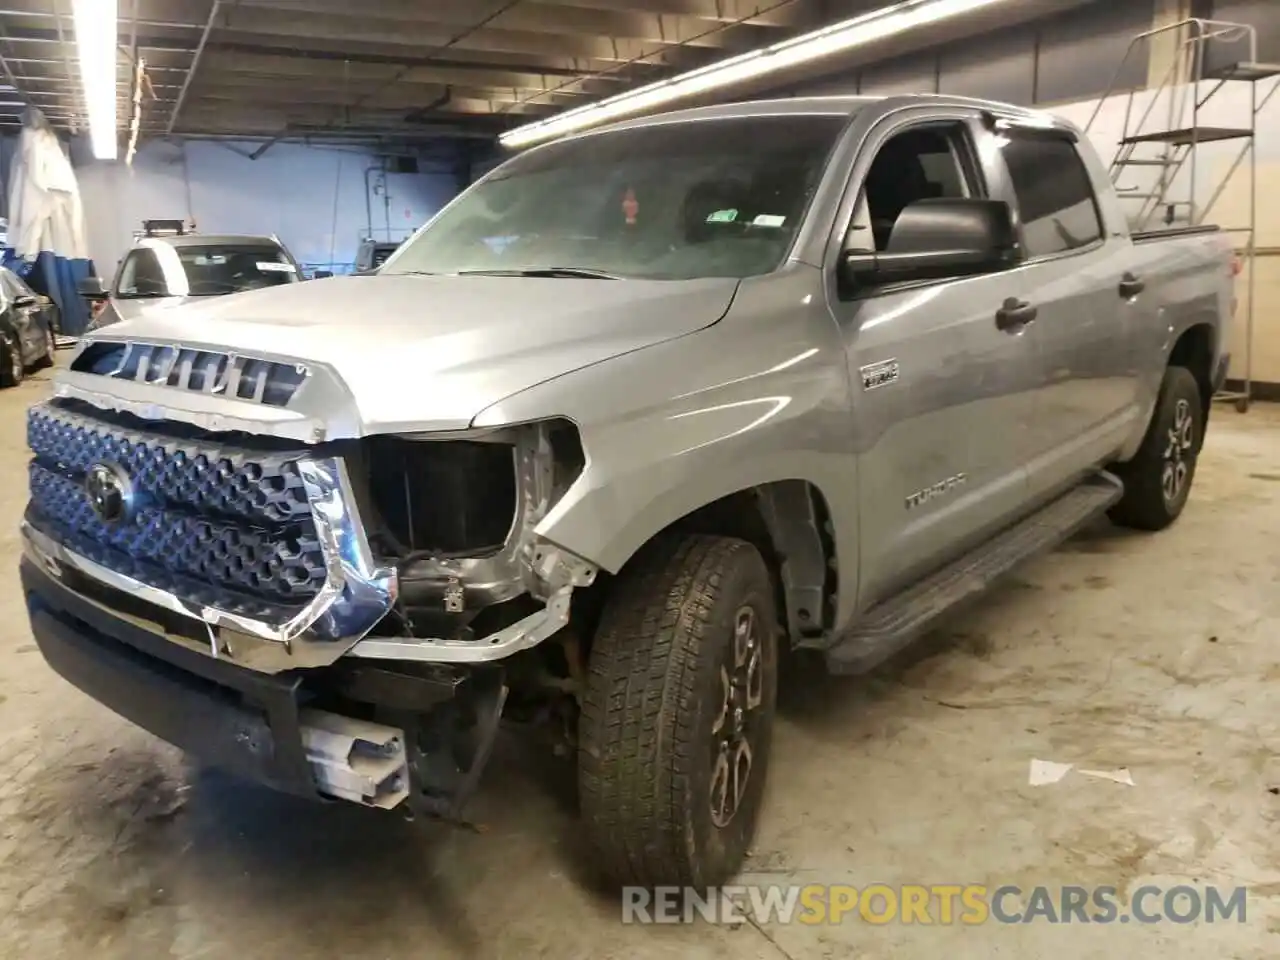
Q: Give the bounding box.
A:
[22,556,509,816]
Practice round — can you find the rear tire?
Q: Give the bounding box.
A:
[0,336,22,388]
[33,327,55,370]
[1109,365,1201,531]
[579,534,778,889]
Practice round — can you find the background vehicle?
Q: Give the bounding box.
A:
[22,95,1232,892]
[0,265,56,387]
[79,233,303,329]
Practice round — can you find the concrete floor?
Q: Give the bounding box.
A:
[0,363,1277,959]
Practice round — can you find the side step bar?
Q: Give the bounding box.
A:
[825,473,1124,675]
[300,709,410,809]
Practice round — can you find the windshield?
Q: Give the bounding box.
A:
[382,113,848,281]
[115,243,299,298]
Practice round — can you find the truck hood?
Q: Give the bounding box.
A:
[107,295,199,325]
[81,273,740,434]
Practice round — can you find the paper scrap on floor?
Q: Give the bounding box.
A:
[1078,767,1135,786]
[1029,759,1074,785]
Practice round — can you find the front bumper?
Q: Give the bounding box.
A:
[23,557,505,815]
[24,556,319,796]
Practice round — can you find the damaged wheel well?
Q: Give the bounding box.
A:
[572,481,837,652]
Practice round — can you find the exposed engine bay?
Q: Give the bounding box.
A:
[315,418,600,818]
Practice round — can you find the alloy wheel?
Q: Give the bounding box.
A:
[1162,397,1195,502]
[709,605,765,828]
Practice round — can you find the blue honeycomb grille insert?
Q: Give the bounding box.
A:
[26,403,328,606]
[27,404,311,525]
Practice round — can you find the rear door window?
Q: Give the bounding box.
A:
[998,133,1103,258]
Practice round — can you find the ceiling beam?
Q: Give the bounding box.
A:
[167,0,221,133]
[202,50,619,94]
[210,17,721,67]
[551,0,807,28]
[224,0,776,48]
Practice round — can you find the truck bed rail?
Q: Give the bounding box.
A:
[1132,224,1221,243]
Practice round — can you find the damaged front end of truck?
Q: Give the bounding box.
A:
[21,339,598,820]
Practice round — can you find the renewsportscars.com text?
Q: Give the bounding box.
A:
[622,883,1248,926]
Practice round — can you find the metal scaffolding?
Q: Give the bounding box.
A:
[1086,17,1280,413]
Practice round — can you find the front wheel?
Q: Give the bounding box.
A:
[1109,365,1202,531]
[579,534,778,889]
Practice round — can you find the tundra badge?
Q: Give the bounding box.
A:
[905,474,968,510]
[860,358,900,390]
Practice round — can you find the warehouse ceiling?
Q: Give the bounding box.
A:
[0,0,842,146]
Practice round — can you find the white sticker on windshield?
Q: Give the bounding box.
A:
[256,261,296,272]
[705,208,738,223]
[752,214,787,228]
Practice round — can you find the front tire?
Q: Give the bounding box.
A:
[1110,365,1202,531]
[579,534,778,889]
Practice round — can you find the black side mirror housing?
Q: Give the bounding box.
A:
[841,198,1019,286]
[77,276,109,300]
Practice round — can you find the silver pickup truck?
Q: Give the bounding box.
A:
[22,94,1234,890]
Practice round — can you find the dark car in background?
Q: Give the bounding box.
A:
[0,265,56,387]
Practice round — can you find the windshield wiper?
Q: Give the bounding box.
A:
[455,266,621,280]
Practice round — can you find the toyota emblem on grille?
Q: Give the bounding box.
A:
[85,462,134,524]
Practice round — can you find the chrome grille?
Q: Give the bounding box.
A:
[70,341,309,407]
[28,403,311,524]
[29,464,325,603]
[26,401,327,608]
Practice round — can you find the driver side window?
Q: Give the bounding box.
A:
[846,123,976,253]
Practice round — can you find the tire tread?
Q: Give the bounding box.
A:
[579,533,761,888]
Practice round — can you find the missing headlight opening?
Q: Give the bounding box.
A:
[365,435,519,559]
[363,419,588,640]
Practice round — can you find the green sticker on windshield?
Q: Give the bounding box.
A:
[705,208,738,223]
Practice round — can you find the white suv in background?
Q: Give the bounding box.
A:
[81,233,303,329]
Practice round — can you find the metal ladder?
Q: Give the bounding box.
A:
[1085,18,1280,412]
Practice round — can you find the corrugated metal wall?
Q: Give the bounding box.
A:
[789,1,1154,104]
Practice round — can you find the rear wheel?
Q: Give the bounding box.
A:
[33,326,55,370]
[579,534,778,889]
[0,336,22,388]
[1109,366,1201,531]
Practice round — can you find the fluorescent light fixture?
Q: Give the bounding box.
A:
[500,0,1014,149]
[72,0,119,160]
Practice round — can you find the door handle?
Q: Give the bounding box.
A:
[995,297,1038,331]
[1119,273,1145,298]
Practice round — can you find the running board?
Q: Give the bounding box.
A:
[299,709,410,809]
[825,473,1124,675]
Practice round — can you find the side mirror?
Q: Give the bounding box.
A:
[77,276,109,301]
[12,294,37,309]
[313,270,333,279]
[841,198,1019,286]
